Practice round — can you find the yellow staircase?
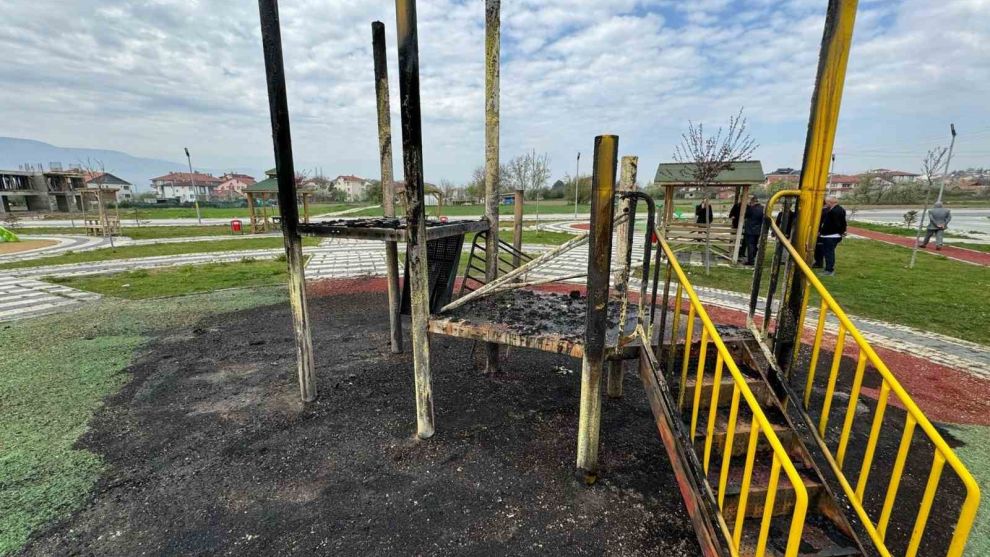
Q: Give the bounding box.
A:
[634,218,980,556]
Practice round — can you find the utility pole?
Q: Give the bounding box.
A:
[185,147,203,225]
[828,153,836,195]
[573,151,580,217]
[936,123,957,204]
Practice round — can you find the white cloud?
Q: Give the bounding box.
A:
[0,0,988,185]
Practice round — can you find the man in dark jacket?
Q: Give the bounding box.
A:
[695,198,714,224]
[812,196,847,276]
[742,195,764,265]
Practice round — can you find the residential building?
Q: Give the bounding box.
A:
[85,172,134,202]
[764,167,801,186]
[215,173,257,199]
[1,166,129,213]
[333,175,372,202]
[827,174,859,198]
[866,169,919,184]
[152,172,222,202]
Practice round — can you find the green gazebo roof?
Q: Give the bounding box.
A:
[243,176,278,193]
[654,160,765,186]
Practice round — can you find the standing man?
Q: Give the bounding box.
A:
[919,201,951,250]
[695,198,714,224]
[813,196,847,276]
[742,195,764,266]
[729,198,742,261]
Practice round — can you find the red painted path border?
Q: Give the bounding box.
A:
[848,226,990,266]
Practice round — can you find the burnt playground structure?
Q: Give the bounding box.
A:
[256,1,979,556]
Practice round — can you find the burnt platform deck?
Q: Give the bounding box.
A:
[296,217,489,241]
[429,289,654,360]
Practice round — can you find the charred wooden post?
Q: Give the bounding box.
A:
[372,21,403,354]
[576,134,618,483]
[512,189,523,267]
[258,0,317,402]
[395,0,435,438]
[607,155,638,399]
[483,0,501,374]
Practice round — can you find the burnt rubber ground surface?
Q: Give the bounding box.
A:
[21,290,699,556]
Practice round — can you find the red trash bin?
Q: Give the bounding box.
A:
[231,219,243,234]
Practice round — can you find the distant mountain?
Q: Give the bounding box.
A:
[0,137,260,192]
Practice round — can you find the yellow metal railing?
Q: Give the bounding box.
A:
[762,190,980,557]
[655,235,809,557]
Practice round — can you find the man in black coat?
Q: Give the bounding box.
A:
[812,196,847,276]
[742,195,764,265]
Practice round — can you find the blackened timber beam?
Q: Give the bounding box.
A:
[607,155,638,399]
[395,0,435,439]
[373,20,403,354]
[296,219,488,241]
[483,0,501,374]
[258,0,316,402]
[576,134,618,483]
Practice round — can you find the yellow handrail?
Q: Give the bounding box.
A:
[655,235,809,557]
[763,190,980,557]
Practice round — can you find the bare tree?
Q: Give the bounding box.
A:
[670,107,758,272]
[504,151,551,227]
[909,147,948,268]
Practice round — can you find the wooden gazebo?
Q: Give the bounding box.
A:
[79,187,121,236]
[244,170,314,233]
[654,160,764,263]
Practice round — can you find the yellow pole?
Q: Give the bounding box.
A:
[793,0,858,260]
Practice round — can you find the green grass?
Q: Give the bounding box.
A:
[0,238,318,270]
[850,220,971,239]
[18,225,243,239]
[0,287,287,555]
[955,243,990,253]
[47,260,290,299]
[39,204,351,221]
[677,238,990,345]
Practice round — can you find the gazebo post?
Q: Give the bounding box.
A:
[258,0,317,402]
[732,184,749,264]
[247,192,257,233]
[372,20,403,354]
[576,134,618,483]
[395,0,435,438]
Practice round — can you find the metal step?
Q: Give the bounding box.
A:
[694,415,796,458]
[719,463,823,520]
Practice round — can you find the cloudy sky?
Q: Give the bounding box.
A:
[1,0,989,184]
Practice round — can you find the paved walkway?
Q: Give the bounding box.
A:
[0,274,100,321]
[848,226,990,266]
[3,230,989,383]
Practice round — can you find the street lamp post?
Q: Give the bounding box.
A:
[185,147,202,225]
[936,123,957,204]
[573,151,580,217]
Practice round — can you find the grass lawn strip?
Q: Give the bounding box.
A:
[0,287,287,555]
[17,225,243,240]
[0,238,318,271]
[47,260,290,300]
[670,238,990,345]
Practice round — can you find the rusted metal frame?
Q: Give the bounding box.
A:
[258,0,316,402]
[647,224,664,341]
[394,0,434,438]
[655,258,674,355]
[576,135,618,482]
[483,0,501,374]
[775,0,858,372]
[512,189,524,267]
[620,191,656,329]
[372,21,403,354]
[731,184,748,265]
[746,208,773,330]
[637,339,733,557]
[761,199,793,337]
